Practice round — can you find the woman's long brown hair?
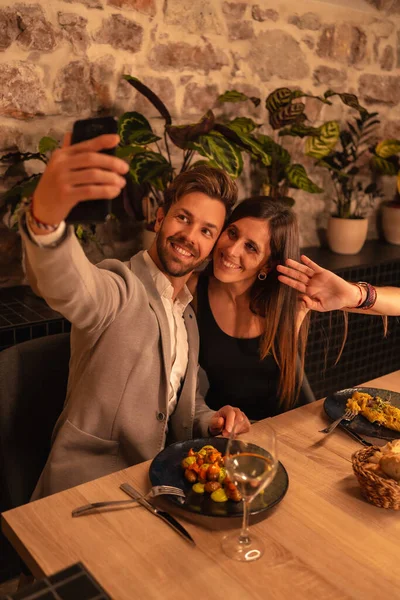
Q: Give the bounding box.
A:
[226,197,310,411]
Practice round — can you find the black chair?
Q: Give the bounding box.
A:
[0,333,70,583]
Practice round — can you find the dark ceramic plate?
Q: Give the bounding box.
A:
[324,387,400,440]
[149,437,289,518]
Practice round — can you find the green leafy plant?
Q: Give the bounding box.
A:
[217,87,343,204]
[0,138,111,254]
[217,88,378,211]
[305,97,382,218]
[0,76,251,233]
[0,136,58,228]
[118,76,251,229]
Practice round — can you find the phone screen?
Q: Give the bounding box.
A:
[66,116,119,224]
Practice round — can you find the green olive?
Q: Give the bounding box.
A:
[218,467,227,484]
[211,488,228,503]
[192,483,205,494]
[181,456,196,468]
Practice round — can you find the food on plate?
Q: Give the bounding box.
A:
[181,444,242,502]
[366,439,400,481]
[211,488,228,502]
[346,391,400,432]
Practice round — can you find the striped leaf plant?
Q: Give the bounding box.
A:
[370,139,400,205]
[218,86,338,204]
[218,87,379,212]
[306,104,382,219]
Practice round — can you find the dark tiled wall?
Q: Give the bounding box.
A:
[0,287,70,351]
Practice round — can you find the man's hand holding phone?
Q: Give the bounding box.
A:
[30,132,129,235]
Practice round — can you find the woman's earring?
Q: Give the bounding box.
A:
[258,271,267,281]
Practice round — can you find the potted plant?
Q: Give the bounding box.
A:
[370,139,400,245]
[118,76,257,243]
[217,88,382,255]
[305,97,381,255]
[0,76,253,251]
[217,87,332,205]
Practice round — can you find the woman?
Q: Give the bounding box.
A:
[190,197,310,421]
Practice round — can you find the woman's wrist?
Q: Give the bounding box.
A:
[357,282,378,310]
[345,283,365,308]
[345,282,377,310]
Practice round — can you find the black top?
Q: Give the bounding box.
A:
[196,276,282,421]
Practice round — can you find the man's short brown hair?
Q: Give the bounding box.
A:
[163,165,237,217]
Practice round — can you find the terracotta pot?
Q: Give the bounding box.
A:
[382,203,400,245]
[326,216,368,255]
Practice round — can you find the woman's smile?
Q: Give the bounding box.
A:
[218,252,242,271]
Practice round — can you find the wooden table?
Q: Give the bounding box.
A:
[3,372,400,599]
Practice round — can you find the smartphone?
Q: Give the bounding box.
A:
[66,116,119,224]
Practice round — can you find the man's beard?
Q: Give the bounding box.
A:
[156,232,203,277]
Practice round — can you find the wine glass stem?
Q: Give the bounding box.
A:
[239,498,251,544]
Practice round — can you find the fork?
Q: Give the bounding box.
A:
[319,409,357,435]
[71,485,185,517]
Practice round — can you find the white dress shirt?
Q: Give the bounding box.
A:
[142,251,192,420]
[27,221,192,427]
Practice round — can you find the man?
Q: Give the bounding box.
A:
[277,255,400,316]
[21,132,250,498]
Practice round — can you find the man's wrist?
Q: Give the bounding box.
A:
[25,209,66,247]
[30,195,61,233]
[27,210,58,236]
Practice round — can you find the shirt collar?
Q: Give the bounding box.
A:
[143,251,192,311]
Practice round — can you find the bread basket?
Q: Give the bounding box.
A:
[352,446,400,510]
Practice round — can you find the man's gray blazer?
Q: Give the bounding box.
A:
[21,226,215,498]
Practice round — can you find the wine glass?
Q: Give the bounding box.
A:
[221,422,278,562]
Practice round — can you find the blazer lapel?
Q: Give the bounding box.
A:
[169,305,199,440]
[129,252,171,410]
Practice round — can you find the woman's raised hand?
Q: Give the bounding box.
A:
[277,255,360,312]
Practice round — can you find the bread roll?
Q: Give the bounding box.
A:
[384,440,400,454]
[379,452,400,481]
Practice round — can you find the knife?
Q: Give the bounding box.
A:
[120,483,195,546]
[339,424,373,446]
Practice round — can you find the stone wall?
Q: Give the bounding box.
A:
[1,0,400,285]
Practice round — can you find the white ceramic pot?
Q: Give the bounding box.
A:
[382,203,400,245]
[326,216,368,255]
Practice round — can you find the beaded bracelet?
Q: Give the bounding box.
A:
[357,281,378,310]
[27,195,60,232]
[349,283,365,308]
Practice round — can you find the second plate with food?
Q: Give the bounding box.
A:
[324,387,400,440]
[149,437,289,518]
